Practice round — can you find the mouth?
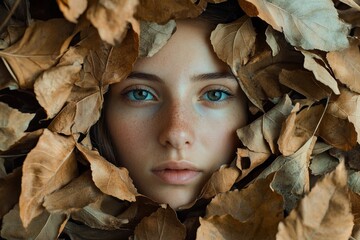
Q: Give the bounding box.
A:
[152,161,201,185]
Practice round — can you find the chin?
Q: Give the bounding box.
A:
[146,188,198,210]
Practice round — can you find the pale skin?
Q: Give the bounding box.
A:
[106,19,248,209]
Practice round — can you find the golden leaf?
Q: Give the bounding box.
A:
[19,129,78,227]
[276,161,354,240]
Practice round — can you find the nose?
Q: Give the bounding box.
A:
[158,101,195,150]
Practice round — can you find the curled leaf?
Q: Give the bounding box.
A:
[57,0,88,23]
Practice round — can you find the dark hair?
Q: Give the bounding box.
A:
[90,0,244,166]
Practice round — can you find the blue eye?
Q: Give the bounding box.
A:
[202,90,230,102]
[125,89,155,101]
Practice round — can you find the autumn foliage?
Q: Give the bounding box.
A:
[0,0,360,239]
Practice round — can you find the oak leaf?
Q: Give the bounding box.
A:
[0,167,21,219]
[0,19,74,89]
[19,129,78,227]
[276,161,354,240]
[0,102,35,151]
[239,0,350,51]
[57,0,88,23]
[134,207,186,240]
[77,143,138,202]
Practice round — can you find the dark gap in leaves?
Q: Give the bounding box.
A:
[0,88,40,113]
[29,0,63,20]
[241,157,251,169]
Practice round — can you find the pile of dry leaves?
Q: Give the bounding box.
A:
[0,0,360,239]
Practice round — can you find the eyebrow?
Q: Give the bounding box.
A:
[127,71,237,83]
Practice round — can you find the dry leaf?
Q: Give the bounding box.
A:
[236,148,270,182]
[43,171,103,213]
[276,161,354,240]
[86,0,138,44]
[205,176,283,239]
[260,137,316,212]
[0,19,74,89]
[135,0,206,23]
[19,129,78,227]
[0,158,5,178]
[350,190,360,239]
[0,102,35,151]
[1,205,68,240]
[348,171,360,195]
[239,0,350,51]
[327,39,360,94]
[57,0,88,23]
[0,59,17,90]
[134,207,186,240]
[338,8,360,27]
[77,143,138,202]
[265,26,280,56]
[0,167,21,219]
[139,20,176,57]
[339,0,360,10]
[310,152,339,176]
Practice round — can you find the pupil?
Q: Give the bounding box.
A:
[135,90,148,100]
[209,91,221,101]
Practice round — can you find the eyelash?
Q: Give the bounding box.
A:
[122,86,233,103]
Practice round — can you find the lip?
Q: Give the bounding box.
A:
[152,161,201,185]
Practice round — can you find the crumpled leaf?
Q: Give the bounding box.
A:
[205,176,283,239]
[239,0,350,51]
[135,0,206,24]
[86,0,138,44]
[139,20,176,57]
[19,129,78,227]
[302,50,340,95]
[0,167,21,219]
[310,152,339,176]
[57,0,88,23]
[134,207,186,240]
[43,171,103,213]
[327,39,360,94]
[0,102,35,151]
[1,205,68,240]
[276,161,354,240]
[260,137,316,212]
[77,143,138,202]
[0,19,74,89]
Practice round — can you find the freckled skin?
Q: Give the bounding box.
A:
[106,19,248,209]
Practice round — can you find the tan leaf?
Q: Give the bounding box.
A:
[211,15,256,69]
[302,50,340,95]
[276,161,354,240]
[239,0,350,51]
[19,129,78,227]
[134,207,186,240]
[236,148,270,182]
[34,63,82,119]
[136,0,206,23]
[350,190,360,239]
[265,26,280,56]
[1,205,68,240]
[43,171,103,213]
[77,143,137,202]
[139,20,176,57]
[0,19,74,89]
[86,0,138,44]
[57,0,88,23]
[279,69,332,101]
[327,39,360,94]
[0,102,35,151]
[0,167,21,219]
[328,87,360,144]
[205,176,283,239]
[261,137,316,212]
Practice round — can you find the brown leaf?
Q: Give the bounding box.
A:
[139,20,176,57]
[19,129,78,227]
[0,59,17,90]
[339,0,360,10]
[77,143,138,202]
[338,8,360,27]
[239,0,350,51]
[261,137,316,212]
[328,87,360,144]
[86,0,138,44]
[265,26,280,56]
[0,102,35,151]
[134,207,186,240]
[43,171,103,213]
[57,0,88,23]
[1,205,68,240]
[0,158,5,178]
[327,39,360,94]
[236,148,270,182]
[279,69,332,101]
[276,161,354,240]
[0,19,74,89]
[0,167,21,219]
[135,0,206,24]
[205,176,283,239]
[34,63,82,119]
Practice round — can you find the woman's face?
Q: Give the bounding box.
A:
[106,19,247,209]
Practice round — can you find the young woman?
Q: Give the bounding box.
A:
[91,2,247,210]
